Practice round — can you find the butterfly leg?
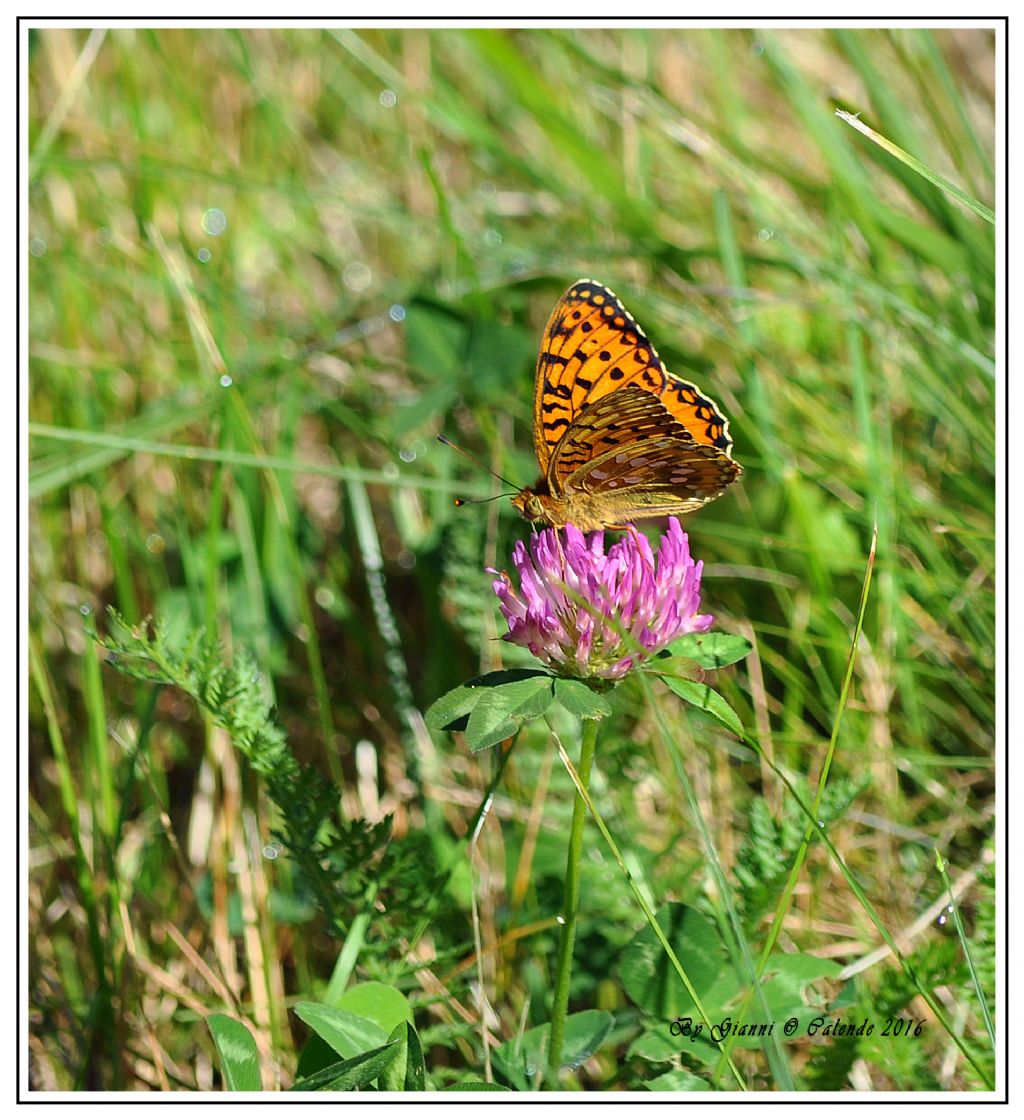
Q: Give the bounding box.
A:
[621,523,643,540]
[553,527,567,567]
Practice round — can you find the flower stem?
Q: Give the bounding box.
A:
[547,716,599,1085]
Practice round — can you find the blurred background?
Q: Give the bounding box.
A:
[27,26,996,1091]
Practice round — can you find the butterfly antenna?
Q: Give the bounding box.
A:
[453,492,516,508]
[436,433,521,491]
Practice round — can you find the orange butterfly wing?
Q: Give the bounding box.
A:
[549,384,740,509]
[532,279,735,480]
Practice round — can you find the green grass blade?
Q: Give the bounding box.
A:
[935,849,996,1053]
[836,109,995,224]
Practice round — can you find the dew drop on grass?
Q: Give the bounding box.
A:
[197,247,211,263]
[379,88,397,108]
[343,261,371,291]
[202,207,227,236]
[79,604,91,616]
[399,447,417,463]
[29,236,46,257]
[219,374,233,388]
[389,303,406,322]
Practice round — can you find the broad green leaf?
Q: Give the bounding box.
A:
[645,1068,711,1091]
[651,953,840,1058]
[558,1007,614,1069]
[293,1003,387,1060]
[477,673,555,718]
[337,981,414,1035]
[379,1021,426,1091]
[502,674,556,719]
[620,905,732,1020]
[554,678,612,720]
[627,1023,681,1063]
[424,683,480,730]
[466,690,521,751]
[757,953,843,1029]
[207,1014,262,1092]
[441,1081,513,1091]
[661,677,744,738]
[622,906,840,1058]
[289,1042,399,1092]
[403,1023,426,1091]
[294,1033,343,1082]
[465,674,555,747]
[378,1022,408,1092]
[426,669,552,733]
[492,1009,614,1089]
[670,952,840,1056]
[664,632,752,669]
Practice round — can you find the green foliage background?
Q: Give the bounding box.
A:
[27,25,996,1091]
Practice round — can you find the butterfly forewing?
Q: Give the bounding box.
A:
[533,279,735,477]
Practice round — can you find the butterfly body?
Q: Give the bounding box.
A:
[514,280,742,530]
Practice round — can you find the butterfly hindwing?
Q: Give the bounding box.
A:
[570,438,741,516]
[549,385,740,507]
[533,279,735,476]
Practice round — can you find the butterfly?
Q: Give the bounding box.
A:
[512,279,742,531]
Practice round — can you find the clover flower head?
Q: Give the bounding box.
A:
[491,517,713,681]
